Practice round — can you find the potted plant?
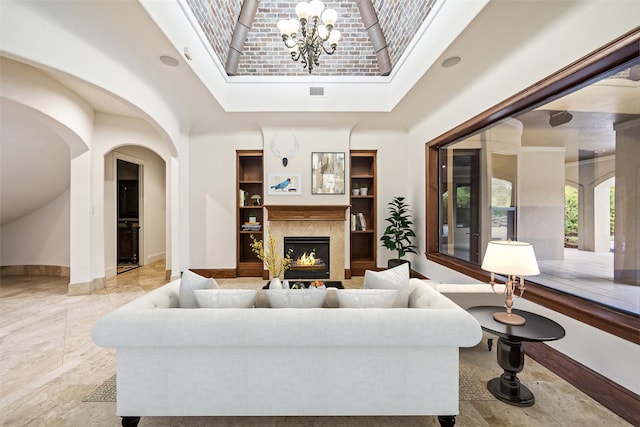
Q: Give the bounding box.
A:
[352,183,360,196]
[380,196,418,269]
[248,210,257,223]
[250,229,293,288]
[360,183,368,196]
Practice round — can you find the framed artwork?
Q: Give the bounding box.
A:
[267,173,302,195]
[311,152,345,194]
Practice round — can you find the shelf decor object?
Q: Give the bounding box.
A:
[481,240,540,325]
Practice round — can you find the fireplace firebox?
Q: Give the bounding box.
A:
[284,236,330,280]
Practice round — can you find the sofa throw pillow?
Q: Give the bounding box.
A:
[179,270,217,308]
[265,288,327,308]
[363,262,410,307]
[336,289,398,308]
[194,289,257,308]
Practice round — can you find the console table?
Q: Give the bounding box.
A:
[468,306,565,407]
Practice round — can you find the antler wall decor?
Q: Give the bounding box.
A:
[270,135,300,167]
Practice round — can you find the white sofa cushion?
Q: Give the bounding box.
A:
[364,262,410,307]
[179,270,217,308]
[336,289,398,308]
[265,288,328,308]
[194,289,258,308]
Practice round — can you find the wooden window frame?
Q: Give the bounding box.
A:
[425,29,640,345]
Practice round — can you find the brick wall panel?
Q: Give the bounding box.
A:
[187,0,436,76]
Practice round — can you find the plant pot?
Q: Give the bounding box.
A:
[360,188,368,196]
[269,277,282,289]
[387,258,411,271]
[352,188,360,196]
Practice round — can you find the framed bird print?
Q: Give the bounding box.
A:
[267,173,302,195]
[311,152,345,195]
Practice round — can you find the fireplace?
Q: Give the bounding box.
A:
[284,236,330,280]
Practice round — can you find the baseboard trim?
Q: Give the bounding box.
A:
[67,276,105,296]
[524,341,640,425]
[1,264,70,278]
[190,268,238,279]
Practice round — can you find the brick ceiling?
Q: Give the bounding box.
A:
[186,0,436,76]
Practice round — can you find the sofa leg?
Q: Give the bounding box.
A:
[488,338,493,351]
[121,416,140,427]
[438,415,456,426]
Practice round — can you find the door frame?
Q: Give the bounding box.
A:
[114,152,144,268]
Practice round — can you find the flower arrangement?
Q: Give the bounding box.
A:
[250,228,293,278]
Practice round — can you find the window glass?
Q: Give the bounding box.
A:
[438,58,640,316]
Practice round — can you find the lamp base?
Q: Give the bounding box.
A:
[493,311,526,325]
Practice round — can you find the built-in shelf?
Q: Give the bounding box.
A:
[236,150,264,277]
[350,150,377,276]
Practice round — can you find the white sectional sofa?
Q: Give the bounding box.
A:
[92,277,482,427]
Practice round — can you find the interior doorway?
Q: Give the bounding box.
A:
[117,159,141,274]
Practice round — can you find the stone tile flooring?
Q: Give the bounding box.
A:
[0,261,630,426]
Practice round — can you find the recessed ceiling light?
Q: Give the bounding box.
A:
[442,56,461,68]
[160,55,179,67]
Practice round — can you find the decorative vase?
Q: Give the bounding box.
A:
[269,277,282,289]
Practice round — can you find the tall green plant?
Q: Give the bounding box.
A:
[380,196,418,259]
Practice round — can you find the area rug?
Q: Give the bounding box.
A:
[84,374,116,402]
[84,367,496,403]
[459,364,495,401]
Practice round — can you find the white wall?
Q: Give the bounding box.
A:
[188,127,411,270]
[519,147,566,260]
[403,1,640,397]
[95,114,170,277]
[420,262,640,395]
[0,189,70,267]
[351,129,410,267]
[189,131,262,269]
[262,129,350,206]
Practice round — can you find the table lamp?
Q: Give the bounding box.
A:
[481,240,540,325]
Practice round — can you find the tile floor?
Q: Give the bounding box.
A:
[0,261,630,426]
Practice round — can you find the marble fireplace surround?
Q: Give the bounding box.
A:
[265,205,349,280]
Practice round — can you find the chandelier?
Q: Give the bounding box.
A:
[277,1,341,74]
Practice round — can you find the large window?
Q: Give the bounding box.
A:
[426,30,639,343]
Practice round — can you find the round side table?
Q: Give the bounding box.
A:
[468,306,566,407]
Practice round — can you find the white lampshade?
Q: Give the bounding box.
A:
[284,18,300,35]
[481,240,540,276]
[277,19,289,35]
[321,8,337,26]
[295,2,310,19]
[317,24,328,40]
[327,29,341,45]
[308,0,325,18]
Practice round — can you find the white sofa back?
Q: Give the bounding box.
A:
[92,279,482,418]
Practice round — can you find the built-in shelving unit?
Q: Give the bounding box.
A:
[236,150,264,276]
[350,150,377,276]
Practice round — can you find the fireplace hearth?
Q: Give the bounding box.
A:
[284,236,330,280]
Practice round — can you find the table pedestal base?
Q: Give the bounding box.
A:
[487,337,535,407]
[487,375,535,407]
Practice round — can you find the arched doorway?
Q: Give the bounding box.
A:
[105,145,166,278]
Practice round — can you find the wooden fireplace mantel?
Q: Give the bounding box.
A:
[265,205,349,221]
